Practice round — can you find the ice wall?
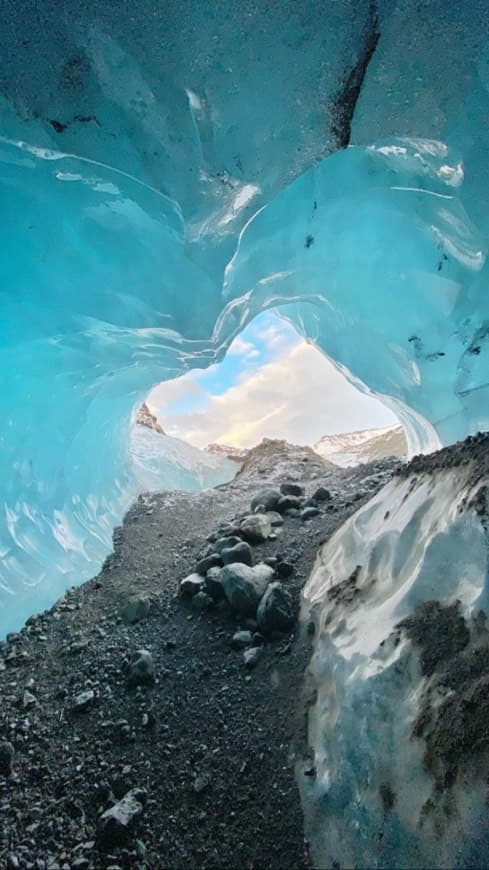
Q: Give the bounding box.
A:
[0,0,488,641]
[301,448,489,868]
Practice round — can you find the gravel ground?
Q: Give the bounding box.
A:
[0,441,399,870]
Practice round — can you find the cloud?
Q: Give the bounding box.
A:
[159,341,398,449]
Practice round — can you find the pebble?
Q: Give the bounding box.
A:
[127,650,155,686]
[97,788,146,848]
[301,506,319,520]
[243,647,263,668]
[231,630,254,649]
[71,689,95,713]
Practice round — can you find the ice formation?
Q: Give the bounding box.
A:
[1,1,489,863]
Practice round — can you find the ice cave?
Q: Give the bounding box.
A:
[1,0,489,867]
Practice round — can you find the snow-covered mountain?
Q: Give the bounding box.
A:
[314,425,406,467]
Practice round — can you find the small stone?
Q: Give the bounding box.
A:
[243,647,263,668]
[231,630,254,649]
[257,582,295,634]
[0,741,14,777]
[280,483,304,496]
[222,541,253,566]
[71,690,95,713]
[240,514,272,544]
[6,856,20,870]
[23,689,37,708]
[313,486,332,502]
[284,508,301,518]
[301,507,319,520]
[180,574,205,597]
[121,595,151,625]
[196,553,223,574]
[265,511,284,527]
[191,591,213,612]
[277,495,303,512]
[97,789,146,848]
[250,488,282,512]
[127,650,154,686]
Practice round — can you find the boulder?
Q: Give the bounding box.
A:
[313,486,332,502]
[280,483,304,497]
[180,573,205,597]
[196,553,223,574]
[205,567,225,601]
[257,582,295,634]
[250,488,282,512]
[97,788,146,848]
[240,514,272,543]
[213,535,243,554]
[221,563,274,615]
[222,541,253,566]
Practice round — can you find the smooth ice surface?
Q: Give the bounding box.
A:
[0,2,488,641]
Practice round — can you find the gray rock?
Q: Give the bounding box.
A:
[220,563,274,615]
[127,650,154,686]
[277,495,303,512]
[121,595,151,624]
[196,553,223,574]
[243,647,263,668]
[180,573,205,597]
[23,689,37,708]
[213,535,243,554]
[0,741,14,776]
[191,591,213,611]
[240,514,272,544]
[257,582,295,634]
[313,486,332,502]
[250,488,282,512]
[284,508,301,518]
[204,567,225,601]
[222,542,253,566]
[280,483,304,497]
[301,506,319,520]
[231,630,254,649]
[71,689,95,713]
[265,511,284,527]
[97,788,146,848]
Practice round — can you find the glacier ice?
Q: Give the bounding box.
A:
[1,2,489,863]
[301,454,489,868]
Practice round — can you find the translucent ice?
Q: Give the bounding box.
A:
[0,1,488,644]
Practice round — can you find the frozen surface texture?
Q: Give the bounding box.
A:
[0,4,488,648]
[302,445,489,868]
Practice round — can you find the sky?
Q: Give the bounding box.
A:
[147,311,398,448]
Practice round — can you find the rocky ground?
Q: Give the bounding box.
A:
[0,441,400,870]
